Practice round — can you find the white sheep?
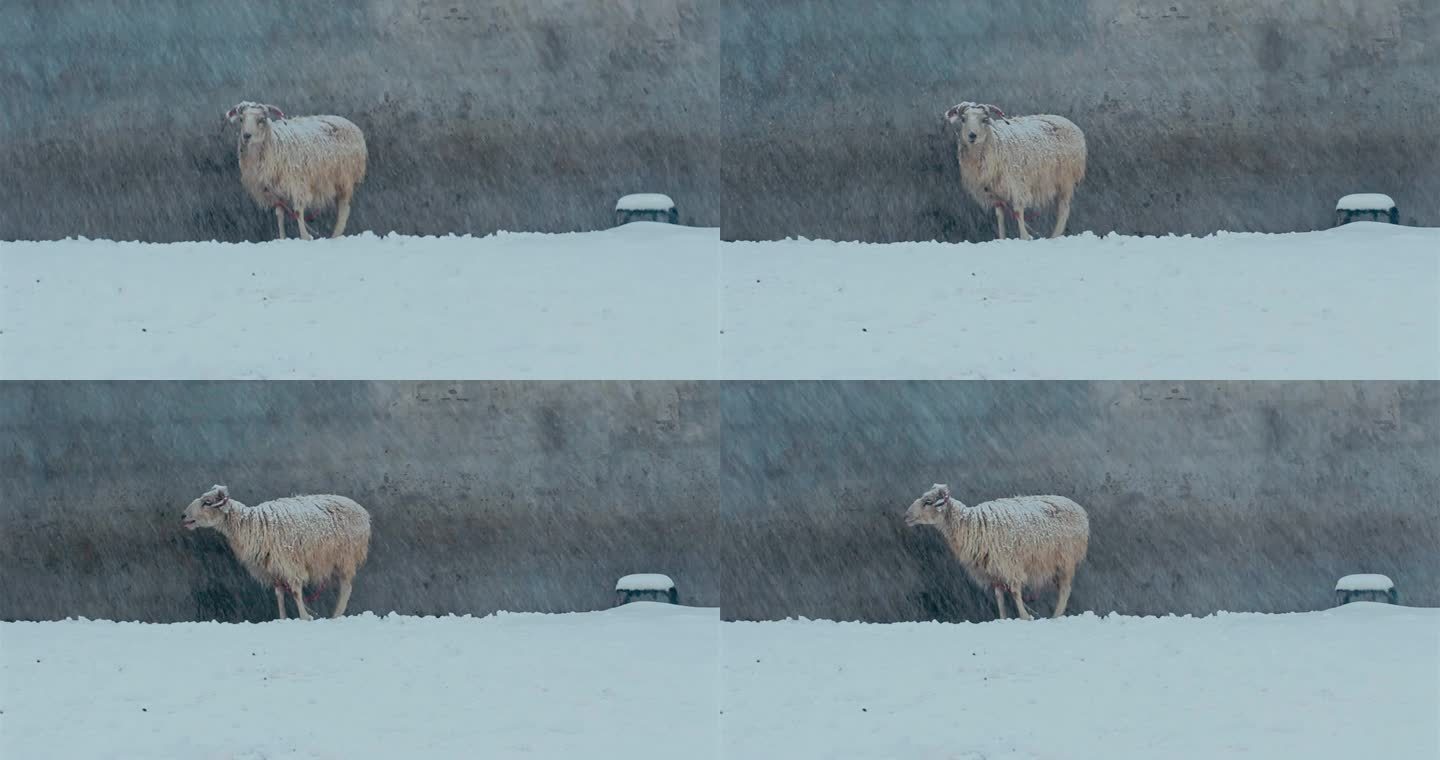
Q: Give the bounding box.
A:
[225,101,368,240]
[181,485,371,620]
[904,483,1089,620]
[944,101,1087,241]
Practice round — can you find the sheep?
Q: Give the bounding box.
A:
[181,485,371,621]
[224,101,367,240]
[943,101,1087,241]
[903,483,1088,621]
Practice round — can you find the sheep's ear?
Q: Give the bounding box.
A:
[984,104,1006,120]
[265,105,285,120]
[944,105,962,122]
[226,107,241,123]
[933,484,950,503]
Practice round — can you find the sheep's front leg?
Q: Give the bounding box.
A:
[273,206,287,240]
[1051,187,1074,239]
[1013,204,1033,240]
[1010,585,1033,620]
[993,587,1008,620]
[289,582,314,620]
[993,206,1007,240]
[332,194,352,238]
[274,587,288,620]
[294,204,313,240]
[332,578,353,618]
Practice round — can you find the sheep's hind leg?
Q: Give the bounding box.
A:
[273,207,287,240]
[993,206,1006,240]
[274,587,288,620]
[1010,585,1033,620]
[332,193,352,238]
[289,582,314,620]
[1051,187,1074,239]
[1053,567,1075,618]
[332,578,354,618]
[993,587,1008,620]
[294,204,313,241]
[1013,204,1033,240]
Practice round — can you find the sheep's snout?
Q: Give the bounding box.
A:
[967,132,978,143]
[242,132,252,142]
[902,501,929,527]
[181,516,197,530]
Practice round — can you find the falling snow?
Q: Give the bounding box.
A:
[3,2,1438,758]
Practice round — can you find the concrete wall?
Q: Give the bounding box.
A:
[0,0,718,242]
[720,382,1440,621]
[0,382,720,622]
[721,0,1440,241]
[9,0,1436,243]
[5,381,1436,623]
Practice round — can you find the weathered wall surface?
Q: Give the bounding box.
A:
[8,1,1435,243]
[0,382,720,622]
[720,381,1440,621]
[721,0,1440,241]
[5,381,1436,623]
[0,0,717,242]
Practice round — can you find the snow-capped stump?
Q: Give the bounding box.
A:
[1334,574,1398,606]
[614,193,678,226]
[1334,193,1396,211]
[1333,193,1398,226]
[614,573,679,606]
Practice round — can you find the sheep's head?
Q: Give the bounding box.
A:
[181,484,232,530]
[904,483,953,527]
[944,102,1006,148]
[226,102,286,150]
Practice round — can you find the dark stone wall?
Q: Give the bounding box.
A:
[721,0,1440,241]
[4,380,1435,624]
[9,1,1435,243]
[720,381,1440,621]
[0,381,720,622]
[0,0,718,242]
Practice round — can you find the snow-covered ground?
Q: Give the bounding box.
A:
[0,223,721,380]
[722,223,1440,379]
[722,604,1440,760]
[0,603,721,760]
[4,604,1433,759]
[4,223,1436,379]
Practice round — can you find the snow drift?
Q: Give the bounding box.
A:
[3,224,1436,379]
